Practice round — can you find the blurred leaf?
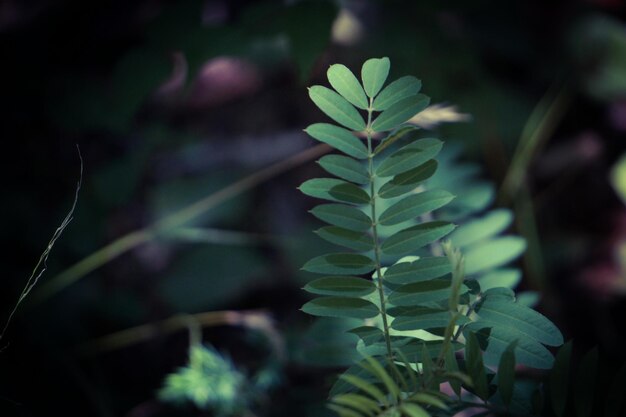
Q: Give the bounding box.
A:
[611,153,626,205]
[465,331,489,400]
[315,226,375,251]
[464,236,527,275]
[498,341,517,407]
[304,276,376,297]
[574,347,599,417]
[550,341,572,417]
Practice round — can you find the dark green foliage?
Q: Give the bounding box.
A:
[299,57,566,417]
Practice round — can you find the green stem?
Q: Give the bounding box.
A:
[366,99,394,366]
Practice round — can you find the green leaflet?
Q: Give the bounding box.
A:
[378,189,454,226]
[371,94,430,132]
[477,269,522,291]
[373,75,422,111]
[482,287,516,301]
[449,209,513,248]
[464,323,555,370]
[388,279,464,307]
[550,341,572,417]
[381,221,455,255]
[464,236,527,275]
[373,125,419,156]
[377,138,443,177]
[383,257,451,285]
[304,276,376,297]
[378,160,438,199]
[310,203,372,231]
[391,307,470,331]
[475,299,563,346]
[337,373,388,405]
[327,64,369,110]
[498,341,517,407]
[305,123,369,159]
[301,297,380,319]
[361,57,390,98]
[465,331,490,401]
[308,86,366,131]
[318,154,369,184]
[303,253,375,275]
[399,403,429,417]
[348,326,384,346]
[299,178,370,204]
[327,403,363,417]
[332,393,380,415]
[315,226,375,251]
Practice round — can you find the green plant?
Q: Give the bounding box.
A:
[300,57,565,416]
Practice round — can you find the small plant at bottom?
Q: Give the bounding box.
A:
[299,57,565,416]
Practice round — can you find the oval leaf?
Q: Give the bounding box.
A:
[383,257,451,285]
[305,276,376,296]
[300,178,370,205]
[373,75,422,111]
[316,226,374,251]
[303,253,375,275]
[302,297,379,319]
[378,160,438,199]
[388,279,457,307]
[379,189,454,225]
[318,154,369,185]
[377,138,443,177]
[372,94,430,132]
[308,86,366,131]
[381,221,455,255]
[361,57,390,98]
[449,209,513,248]
[498,341,517,407]
[310,204,372,231]
[476,299,563,346]
[327,64,369,110]
[305,123,368,159]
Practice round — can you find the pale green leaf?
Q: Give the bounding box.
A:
[373,76,422,111]
[379,189,454,226]
[300,178,370,204]
[305,123,369,159]
[327,403,364,417]
[377,138,443,177]
[318,154,369,184]
[464,236,527,275]
[477,269,522,291]
[309,85,367,131]
[339,374,388,406]
[361,355,400,401]
[332,393,380,416]
[303,253,375,275]
[302,297,379,319]
[383,257,451,285]
[372,94,430,132]
[361,57,390,98]
[378,160,438,199]
[315,226,375,251]
[311,203,372,231]
[304,276,376,297]
[410,392,448,410]
[381,221,455,255]
[449,209,513,248]
[328,64,369,110]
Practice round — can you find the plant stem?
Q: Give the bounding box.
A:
[366,99,394,366]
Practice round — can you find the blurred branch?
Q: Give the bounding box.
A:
[28,143,331,306]
[498,85,572,205]
[77,310,284,360]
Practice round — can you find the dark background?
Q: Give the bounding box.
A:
[1,0,626,415]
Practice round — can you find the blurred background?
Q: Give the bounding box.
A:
[1,0,626,415]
